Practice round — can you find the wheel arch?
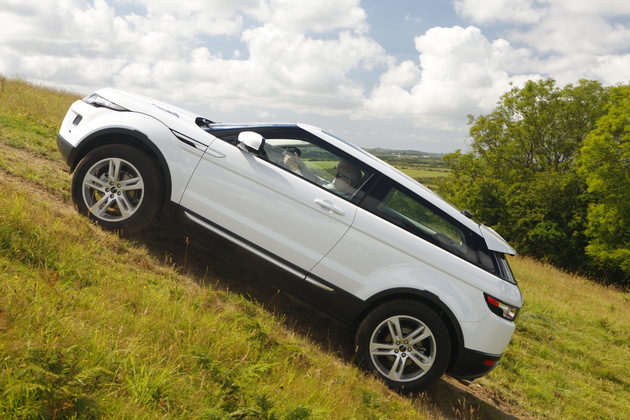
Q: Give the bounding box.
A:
[354,288,464,368]
[68,128,172,212]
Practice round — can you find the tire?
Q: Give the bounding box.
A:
[355,300,451,393]
[71,144,164,234]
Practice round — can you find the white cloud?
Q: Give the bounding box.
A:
[455,0,630,55]
[0,0,628,152]
[362,26,538,129]
[591,54,630,85]
[510,14,630,55]
[455,0,630,24]
[0,0,380,104]
[454,0,546,24]
[262,0,368,33]
[115,25,388,115]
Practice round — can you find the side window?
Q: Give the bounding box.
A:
[263,139,369,199]
[375,187,474,261]
[211,127,371,199]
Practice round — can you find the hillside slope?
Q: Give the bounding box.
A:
[1,78,628,419]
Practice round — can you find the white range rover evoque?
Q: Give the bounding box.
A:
[57,88,522,392]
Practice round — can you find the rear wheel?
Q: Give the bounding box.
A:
[72,144,163,234]
[355,300,451,392]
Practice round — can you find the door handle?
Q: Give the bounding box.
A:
[206,147,226,158]
[315,199,345,216]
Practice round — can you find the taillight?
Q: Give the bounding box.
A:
[484,293,519,321]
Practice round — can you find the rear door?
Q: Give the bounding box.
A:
[178,126,371,284]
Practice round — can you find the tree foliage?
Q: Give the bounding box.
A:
[577,85,630,283]
[440,79,629,285]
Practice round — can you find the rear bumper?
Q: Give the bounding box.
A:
[447,346,502,380]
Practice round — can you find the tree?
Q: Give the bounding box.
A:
[577,85,630,284]
[440,79,610,275]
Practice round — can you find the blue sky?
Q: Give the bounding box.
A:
[1,0,629,152]
[366,0,459,56]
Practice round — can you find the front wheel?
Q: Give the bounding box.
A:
[355,300,451,393]
[71,144,164,234]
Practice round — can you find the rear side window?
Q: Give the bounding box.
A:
[374,187,474,261]
[361,179,509,277]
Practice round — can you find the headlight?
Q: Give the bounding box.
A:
[83,93,128,111]
[484,293,520,321]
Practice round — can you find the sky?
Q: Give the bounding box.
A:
[1,0,629,152]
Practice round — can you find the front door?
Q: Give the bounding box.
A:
[178,126,368,284]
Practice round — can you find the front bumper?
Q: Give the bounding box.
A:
[56,133,75,167]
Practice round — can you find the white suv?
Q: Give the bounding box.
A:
[57,88,522,392]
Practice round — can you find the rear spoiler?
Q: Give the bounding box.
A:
[479,225,517,255]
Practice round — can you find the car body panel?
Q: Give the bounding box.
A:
[179,137,358,274]
[308,207,521,356]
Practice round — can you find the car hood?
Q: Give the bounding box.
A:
[479,225,516,255]
[95,88,202,126]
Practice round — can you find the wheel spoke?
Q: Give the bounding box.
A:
[407,325,431,346]
[369,341,397,355]
[84,173,109,192]
[115,194,135,218]
[108,158,122,182]
[386,317,404,343]
[118,176,144,191]
[384,354,405,381]
[89,194,115,217]
[407,349,433,371]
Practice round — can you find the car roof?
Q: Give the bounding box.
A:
[96,88,514,252]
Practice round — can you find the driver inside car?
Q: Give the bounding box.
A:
[283,151,362,197]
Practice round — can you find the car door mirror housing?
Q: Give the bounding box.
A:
[237,131,265,154]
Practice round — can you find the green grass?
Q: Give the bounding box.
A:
[398,168,448,189]
[398,168,448,180]
[478,258,629,419]
[0,182,421,418]
[1,77,628,419]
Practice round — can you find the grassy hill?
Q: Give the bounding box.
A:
[0,78,628,419]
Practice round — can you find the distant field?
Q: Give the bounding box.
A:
[367,150,449,188]
[398,167,449,184]
[304,155,449,189]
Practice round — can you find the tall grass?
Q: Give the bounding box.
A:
[0,177,421,418]
[476,257,629,419]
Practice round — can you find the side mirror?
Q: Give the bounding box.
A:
[237,131,265,155]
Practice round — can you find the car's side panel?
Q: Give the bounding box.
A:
[58,99,214,206]
[173,207,309,289]
[116,112,211,205]
[308,208,519,354]
[179,138,358,277]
